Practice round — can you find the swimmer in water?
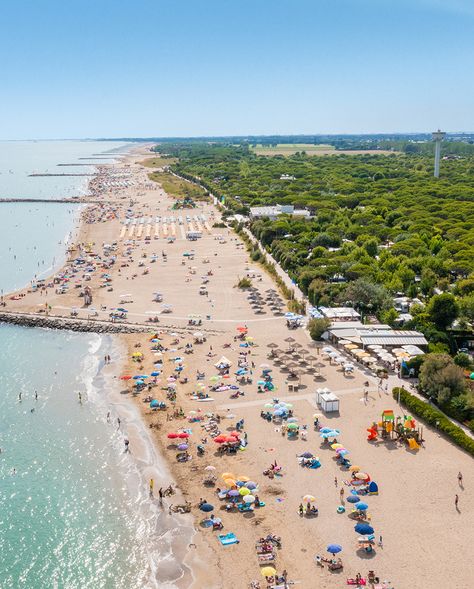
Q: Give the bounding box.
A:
[18,392,22,401]
[78,392,82,404]
[35,390,38,400]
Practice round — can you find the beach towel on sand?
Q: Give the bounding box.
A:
[218,533,239,546]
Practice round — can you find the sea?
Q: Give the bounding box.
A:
[0,141,192,588]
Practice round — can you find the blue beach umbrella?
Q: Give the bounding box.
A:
[132,375,142,380]
[150,400,160,408]
[320,427,332,433]
[327,544,342,555]
[355,502,368,511]
[355,523,374,535]
[347,495,360,504]
[199,503,214,512]
[135,379,145,386]
[151,371,160,377]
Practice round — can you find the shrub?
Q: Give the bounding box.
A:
[393,387,474,456]
[235,277,252,289]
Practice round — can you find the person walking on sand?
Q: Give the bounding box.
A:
[458,472,463,487]
[340,488,344,502]
[334,476,338,487]
[455,494,459,509]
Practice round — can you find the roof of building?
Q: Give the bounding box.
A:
[319,306,361,320]
[358,330,428,346]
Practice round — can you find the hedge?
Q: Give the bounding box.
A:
[393,388,474,457]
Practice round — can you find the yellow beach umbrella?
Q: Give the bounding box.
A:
[221,472,235,480]
[239,487,250,496]
[224,478,236,488]
[261,567,276,577]
[331,443,344,450]
[237,475,250,482]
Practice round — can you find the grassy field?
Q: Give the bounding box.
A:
[251,143,396,156]
[139,156,178,168]
[148,171,208,200]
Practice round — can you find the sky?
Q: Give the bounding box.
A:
[0,0,473,138]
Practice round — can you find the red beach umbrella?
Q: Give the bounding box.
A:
[226,436,239,443]
[178,432,190,439]
[214,435,226,443]
[229,431,241,438]
[167,433,179,439]
[120,375,132,380]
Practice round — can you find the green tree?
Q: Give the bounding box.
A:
[308,317,331,341]
[419,353,466,403]
[342,278,391,312]
[454,353,473,369]
[427,293,459,330]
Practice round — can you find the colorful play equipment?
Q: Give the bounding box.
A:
[366,410,424,449]
[367,424,378,441]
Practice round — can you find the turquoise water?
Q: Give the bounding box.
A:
[0,142,194,588]
[0,326,155,589]
[0,140,126,293]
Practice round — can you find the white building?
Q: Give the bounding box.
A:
[249,204,311,220]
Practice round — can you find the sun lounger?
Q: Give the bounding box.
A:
[218,532,239,546]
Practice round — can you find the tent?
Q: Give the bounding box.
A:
[368,481,378,495]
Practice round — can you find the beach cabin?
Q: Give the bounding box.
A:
[319,392,340,413]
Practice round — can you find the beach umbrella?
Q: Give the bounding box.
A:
[151,371,160,377]
[167,433,178,439]
[319,427,332,433]
[331,443,344,450]
[225,436,239,443]
[177,443,189,451]
[204,465,216,471]
[224,479,236,487]
[178,432,190,439]
[302,494,316,502]
[199,503,214,512]
[243,494,256,504]
[150,400,160,408]
[239,487,250,496]
[287,417,298,423]
[327,544,342,555]
[287,423,299,430]
[133,375,143,380]
[350,465,361,472]
[300,452,314,458]
[120,375,132,380]
[355,472,370,480]
[228,489,240,497]
[135,379,145,386]
[355,502,368,511]
[214,436,226,444]
[347,495,360,504]
[221,472,236,480]
[237,475,250,482]
[355,523,374,535]
[261,567,276,578]
[245,481,257,490]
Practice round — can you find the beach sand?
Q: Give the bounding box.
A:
[5,147,474,589]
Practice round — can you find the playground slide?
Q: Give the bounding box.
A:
[408,438,420,450]
[367,426,377,441]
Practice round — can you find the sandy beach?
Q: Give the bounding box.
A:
[4,146,474,589]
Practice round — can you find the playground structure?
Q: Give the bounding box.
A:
[171,196,196,209]
[366,410,423,449]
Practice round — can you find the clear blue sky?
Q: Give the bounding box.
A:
[1,0,473,138]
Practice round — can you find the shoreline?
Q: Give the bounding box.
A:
[3,145,474,589]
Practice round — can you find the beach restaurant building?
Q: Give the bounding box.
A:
[327,324,428,351]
